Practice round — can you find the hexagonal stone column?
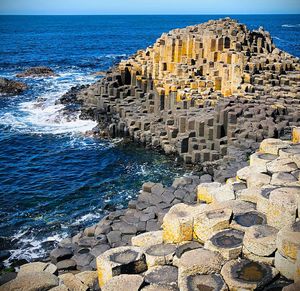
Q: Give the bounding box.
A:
[276,221,300,266]
[249,152,277,172]
[266,187,299,229]
[177,248,225,282]
[231,210,266,232]
[145,243,176,267]
[243,225,278,257]
[96,246,147,287]
[179,273,228,291]
[259,138,289,155]
[221,259,278,290]
[204,229,244,259]
[163,203,206,243]
[193,207,232,243]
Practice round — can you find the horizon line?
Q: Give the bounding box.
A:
[1,13,300,16]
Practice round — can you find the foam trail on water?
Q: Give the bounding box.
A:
[282,24,300,28]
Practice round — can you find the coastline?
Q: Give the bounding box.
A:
[1,16,300,290]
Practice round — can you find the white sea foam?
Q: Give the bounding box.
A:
[70,212,102,226]
[5,229,68,265]
[0,71,98,135]
[282,24,300,28]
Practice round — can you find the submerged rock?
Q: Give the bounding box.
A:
[16,66,56,78]
[0,78,27,95]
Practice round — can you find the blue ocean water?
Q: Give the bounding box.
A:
[0,15,299,262]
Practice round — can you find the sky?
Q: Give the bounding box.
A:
[0,0,300,15]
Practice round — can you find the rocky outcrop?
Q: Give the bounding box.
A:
[2,131,297,290]
[69,17,300,182]
[0,77,28,95]
[16,66,57,78]
[1,18,300,290]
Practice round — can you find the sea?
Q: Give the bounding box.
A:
[0,15,299,263]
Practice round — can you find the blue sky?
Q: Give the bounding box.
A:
[0,0,300,15]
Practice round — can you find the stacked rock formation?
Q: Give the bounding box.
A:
[76,17,300,180]
[2,129,299,290]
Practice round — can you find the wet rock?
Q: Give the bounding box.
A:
[179,273,228,291]
[204,228,244,259]
[0,77,27,95]
[50,247,73,263]
[16,66,56,78]
[0,250,11,261]
[144,265,178,287]
[174,241,202,260]
[0,271,59,291]
[101,274,144,291]
[231,210,266,231]
[96,246,147,287]
[221,259,278,290]
[0,272,17,287]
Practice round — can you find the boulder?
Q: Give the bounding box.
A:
[0,77,27,95]
[16,66,56,78]
[249,152,277,172]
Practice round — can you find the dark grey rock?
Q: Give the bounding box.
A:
[107,230,122,245]
[145,265,178,286]
[56,259,77,271]
[50,247,73,264]
[0,78,27,95]
[90,244,110,257]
